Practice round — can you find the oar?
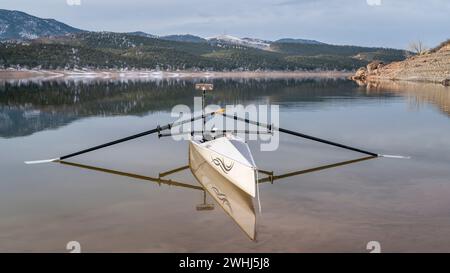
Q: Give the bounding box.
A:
[218,113,409,158]
[59,161,203,191]
[25,109,224,164]
[258,155,376,184]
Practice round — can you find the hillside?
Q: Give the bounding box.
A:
[207,35,271,50]
[0,9,408,71]
[0,9,83,40]
[0,32,407,71]
[271,42,404,61]
[161,34,206,43]
[352,40,450,85]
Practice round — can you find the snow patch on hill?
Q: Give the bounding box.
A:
[207,34,271,50]
[0,24,7,35]
[19,31,38,40]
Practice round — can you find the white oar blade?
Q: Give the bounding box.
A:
[24,158,59,164]
[380,154,411,159]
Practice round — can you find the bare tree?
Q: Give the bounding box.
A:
[408,41,428,55]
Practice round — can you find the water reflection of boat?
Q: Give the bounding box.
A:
[58,155,376,241]
[189,139,257,240]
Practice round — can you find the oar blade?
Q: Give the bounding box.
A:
[24,158,59,164]
[379,154,411,159]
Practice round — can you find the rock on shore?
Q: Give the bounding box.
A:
[352,41,450,86]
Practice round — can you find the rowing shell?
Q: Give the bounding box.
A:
[189,137,257,240]
[189,134,257,197]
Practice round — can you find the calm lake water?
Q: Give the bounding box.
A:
[1,77,450,252]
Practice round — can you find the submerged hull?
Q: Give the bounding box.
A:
[189,140,257,240]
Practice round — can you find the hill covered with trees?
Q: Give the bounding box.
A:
[0,32,407,71]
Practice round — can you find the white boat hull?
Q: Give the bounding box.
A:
[189,135,257,197]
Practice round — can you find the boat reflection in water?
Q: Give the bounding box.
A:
[59,154,376,242]
[189,140,257,240]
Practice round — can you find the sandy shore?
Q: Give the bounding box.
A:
[0,69,352,81]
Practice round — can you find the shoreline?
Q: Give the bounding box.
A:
[353,77,450,87]
[351,45,450,87]
[0,69,352,81]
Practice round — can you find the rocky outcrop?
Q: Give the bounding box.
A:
[351,41,450,86]
[352,67,368,81]
[366,61,384,74]
[351,61,385,81]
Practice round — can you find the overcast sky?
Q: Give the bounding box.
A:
[2,0,449,49]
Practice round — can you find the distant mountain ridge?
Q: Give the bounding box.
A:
[127,31,157,39]
[275,38,324,45]
[0,9,325,47]
[0,9,83,40]
[160,34,206,43]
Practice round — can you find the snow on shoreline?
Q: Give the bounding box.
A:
[0,69,352,82]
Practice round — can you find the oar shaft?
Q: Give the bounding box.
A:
[221,113,271,130]
[220,113,378,157]
[278,128,378,157]
[60,111,217,160]
[60,128,160,160]
[258,156,376,184]
[59,161,203,190]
